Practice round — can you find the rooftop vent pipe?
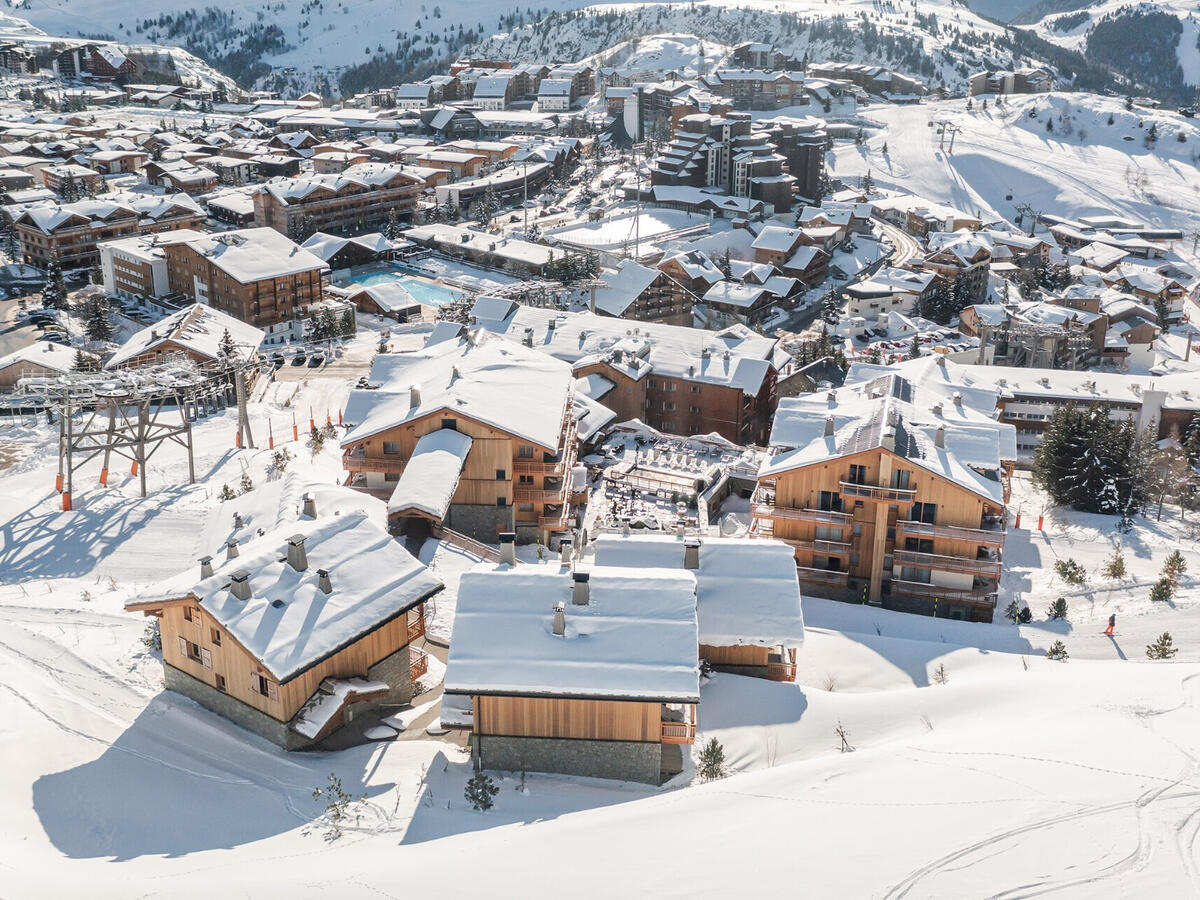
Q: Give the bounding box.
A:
[552,601,566,635]
[230,569,252,601]
[233,511,244,529]
[302,492,316,518]
[286,534,307,572]
[317,568,332,594]
[824,415,835,437]
[226,538,239,561]
[684,537,702,570]
[499,532,517,566]
[409,385,421,409]
[935,425,946,449]
[572,571,590,605]
[199,555,214,579]
[559,538,572,564]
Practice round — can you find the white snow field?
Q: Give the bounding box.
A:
[833,92,1200,243]
[2,333,1200,896]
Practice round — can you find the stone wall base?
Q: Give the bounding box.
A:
[445,503,513,544]
[366,643,415,706]
[474,734,663,784]
[163,663,305,750]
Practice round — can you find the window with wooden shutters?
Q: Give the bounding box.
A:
[266,680,279,702]
[177,635,188,658]
[200,648,212,668]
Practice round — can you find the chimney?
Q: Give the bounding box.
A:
[572,571,590,605]
[823,415,835,437]
[552,601,566,636]
[286,534,307,571]
[225,538,239,561]
[936,354,947,369]
[317,568,332,594]
[935,425,945,448]
[230,569,252,601]
[522,327,534,346]
[409,385,421,409]
[233,511,244,529]
[559,537,572,564]
[199,555,214,579]
[882,427,896,452]
[932,402,943,417]
[684,537,702,570]
[302,492,316,518]
[952,391,963,408]
[498,532,516,566]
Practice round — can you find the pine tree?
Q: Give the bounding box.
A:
[1033,404,1145,515]
[1162,550,1187,586]
[40,250,67,310]
[383,206,400,241]
[71,349,96,372]
[339,308,356,337]
[1054,558,1087,585]
[464,772,499,811]
[217,328,237,360]
[1146,632,1178,660]
[84,297,113,342]
[905,333,921,361]
[1149,577,1174,603]
[1101,546,1127,580]
[1047,597,1068,620]
[1046,640,1069,661]
[697,737,727,782]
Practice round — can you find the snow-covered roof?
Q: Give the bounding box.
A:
[345,282,422,313]
[130,513,442,683]
[386,428,473,519]
[470,304,777,397]
[106,303,264,369]
[177,228,329,283]
[0,340,90,374]
[703,281,770,308]
[592,260,660,317]
[592,534,804,649]
[445,563,700,702]
[300,230,397,262]
[342,332,573,450]
[193,472,386,560]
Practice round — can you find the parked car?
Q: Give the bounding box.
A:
[307,354,325,368]
[37,332,69,344]
[271,354,285,369]
[290,353,307,366]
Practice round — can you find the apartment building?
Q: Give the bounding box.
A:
[753,366,1015,622]
[339,331,577,544]
[98,229,206,298]
[12,193,205,268]
[253,163,425,237]
[162,227,330,332]
[591,259,694,326]
[469,300,780,445]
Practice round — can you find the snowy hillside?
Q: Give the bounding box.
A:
[1027,0,1200,102]
[832,91,1200,240]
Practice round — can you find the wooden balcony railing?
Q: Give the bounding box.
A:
[839,480,917,502]
[660,719,696,745]
[767,648,797,682]
[889,579,999,607]
[539,512,571,530]
[795,566,851,587]
[342,448,407,475]
[752,503,852,525]
[409,647,429,683]
[787,538,852,555]
[892,549,1002,579]
[406,613,425,643]
[895,519,1006,547]
[514,486,568,503]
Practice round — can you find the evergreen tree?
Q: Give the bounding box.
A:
[217,328,237,361]
[697,737,727,782]
[1162,549,1187,586]
[383,206,400,241]
[1146,632,1178,660]
[1101,546,1127,579]
[464,773,499,811]
[1045,640,1069,661]
[904,333,921,361]
[84,297,113,342]
[1047,597,1068,620]
[339,308,356,337]
[71,349,97,372]
[316,308,338,341]
[40,250,67,310]
[1149,576,1174,603]
[1033,404,1145,515]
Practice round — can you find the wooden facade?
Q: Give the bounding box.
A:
[476,696,661,742]
[130,595,427,725]
[755,445,1006,621]
[343,403,577,536]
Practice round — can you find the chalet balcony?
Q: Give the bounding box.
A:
[894,518,1006,547]
[892,549,1002,579]
[795,566,851,588]
[839,479,917,502]
[889,579,999,607]
[783,538,853,556]
[408,646,429,683]
[660,705,696,745]
[767,647,798,682]
[514,484,569,503]
[753,503,853,525]
[406,611,425,644]
[342,448,407,475]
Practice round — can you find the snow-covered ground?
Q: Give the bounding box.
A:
[3,323,1200,896]
[834,93,1200,248]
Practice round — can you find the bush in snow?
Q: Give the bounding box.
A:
[270,447,293,474]
[1162,550,1187,586]
[1149,577,1175,603]
[1045,641,1069,661]
[1054,558,1088,586]
[309,425,326,455]
[141,620,161,651]
[932,662,949,685]
[1146,632,1178,660]
[311,773,363,840]
[465,772,499,811]
[1003,600,1032,624]
[238,472,254,495]
[218,483,236,501]
[1047,597,1069,620]
[1101,547,1127,580]
[697,737,727,782]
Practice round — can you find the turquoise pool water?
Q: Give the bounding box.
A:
[344,272,464,306]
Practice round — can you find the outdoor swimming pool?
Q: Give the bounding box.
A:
[343,271,464,306]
